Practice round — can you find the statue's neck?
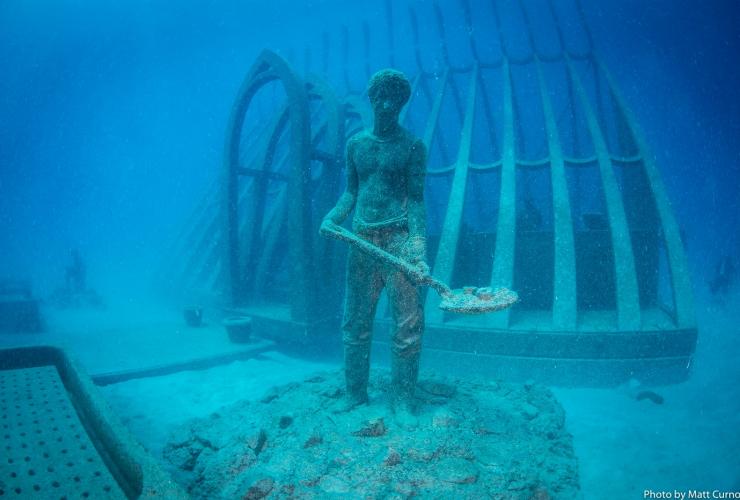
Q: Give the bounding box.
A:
[373,119,401,140]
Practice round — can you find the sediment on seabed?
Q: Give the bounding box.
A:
[163,370,580,499]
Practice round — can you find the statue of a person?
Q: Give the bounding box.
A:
[321,69,428,423]
[65,249,86,294]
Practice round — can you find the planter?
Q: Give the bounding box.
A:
[183,307,203,327]
[222,316,252,343]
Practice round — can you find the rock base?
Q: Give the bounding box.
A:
[163,370,579,499]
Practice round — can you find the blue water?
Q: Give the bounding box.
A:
[1,0,738,291]
[1,0,738,497]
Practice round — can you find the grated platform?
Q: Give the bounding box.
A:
[1,366,125,498]
[0,346,187,499]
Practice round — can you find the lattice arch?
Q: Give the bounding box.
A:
[162,0,697,385]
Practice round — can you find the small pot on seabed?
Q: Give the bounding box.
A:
[222,316,252,343]
[183,307,203,327]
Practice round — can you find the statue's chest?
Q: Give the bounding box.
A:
[354,141,409,180]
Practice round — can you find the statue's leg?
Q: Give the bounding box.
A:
[341,245,383,407]
[386,233,424,417]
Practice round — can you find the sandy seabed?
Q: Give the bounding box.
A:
[97,291,739,499]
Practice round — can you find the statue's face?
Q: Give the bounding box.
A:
[367,70,410,128]
[370,87,403,122]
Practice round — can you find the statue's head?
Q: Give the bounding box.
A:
[367,69,411,117]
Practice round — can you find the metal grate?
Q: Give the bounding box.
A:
[0,366,125,499]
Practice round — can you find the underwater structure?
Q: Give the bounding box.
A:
[163,0,697,385]
[0,346,187,498]
[0,279,42,333]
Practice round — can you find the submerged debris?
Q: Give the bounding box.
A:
[163,370,580,499]
[351,417,387,437]
[636,390,665,405]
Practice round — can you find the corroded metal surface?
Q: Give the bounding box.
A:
[0,366,125,499]
[0,346,188,498]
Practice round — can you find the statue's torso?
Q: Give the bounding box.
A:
[349,130,415,225]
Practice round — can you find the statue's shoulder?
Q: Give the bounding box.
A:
[402,129,426,156]
[401,129,426,169]
[347,130,372,147]
[399,127,424,148]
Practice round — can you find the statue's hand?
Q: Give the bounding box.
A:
[415,260,431,277]
[402,235,427,270]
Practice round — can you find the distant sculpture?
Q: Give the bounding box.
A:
[321,69,428,422]
[51,249,103,309]
[709,254,736,296]
[66,249,86,294]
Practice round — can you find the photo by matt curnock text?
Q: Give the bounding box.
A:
[644,490,740,499]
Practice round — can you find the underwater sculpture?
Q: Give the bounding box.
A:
[320,69,517,421]
[49,249,104,309]
[320,69,428,420]
[66,249,86,294]
[709,254,736,297]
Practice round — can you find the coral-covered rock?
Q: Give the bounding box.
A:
[384,448,402,466]
[436,457,479,484]
[163,370,580,499]
[352,417,387,437]
[243,477,274,499]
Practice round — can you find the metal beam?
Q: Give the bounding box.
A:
[489,58,517,328]
[399,74,421,126]
[224,50,315,322]
[567,57,641,331]
[423,69,449,150]
[535,58,577,330]
[427,63,479,323]
[599,60,695,328]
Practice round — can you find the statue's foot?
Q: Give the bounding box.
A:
[333,392,369,414]
[392,399,419,429]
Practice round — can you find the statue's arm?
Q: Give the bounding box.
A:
[323,139,358,225]
[406,139,428,269]
[407,139,427,239]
